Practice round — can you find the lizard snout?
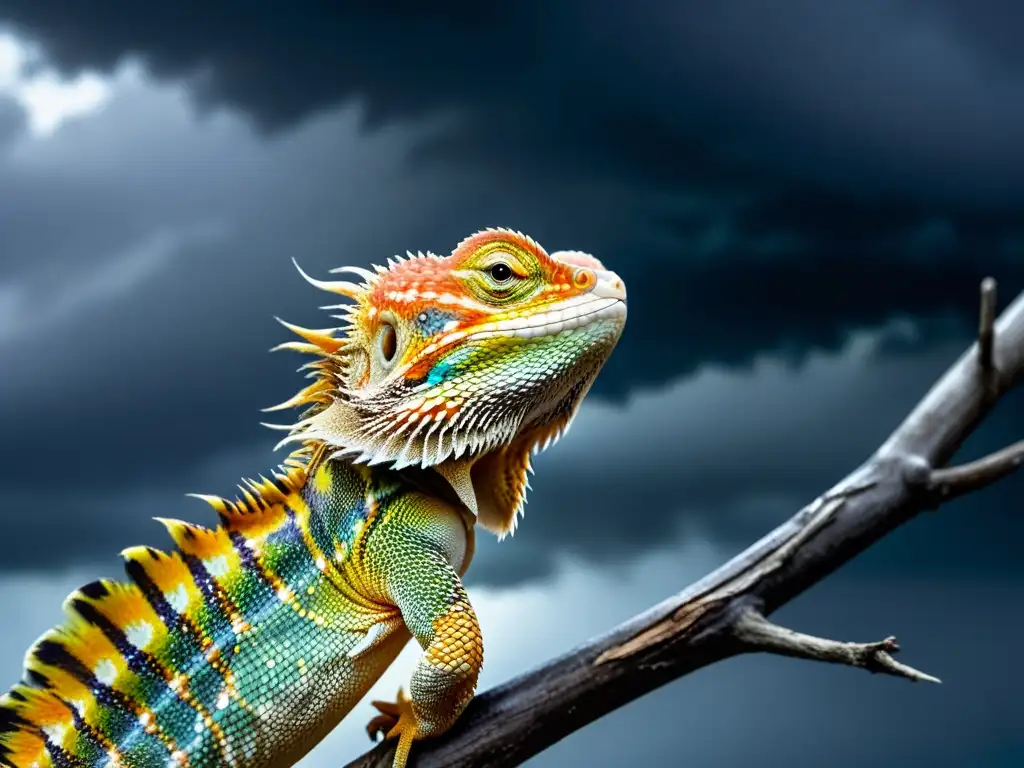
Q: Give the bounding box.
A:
[590,268,627,302]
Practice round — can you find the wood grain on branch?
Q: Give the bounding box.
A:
[347,277,1024,768]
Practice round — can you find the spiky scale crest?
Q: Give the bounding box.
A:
[263,228,627,537]
[269,228,605,457]
[0,454,314,768]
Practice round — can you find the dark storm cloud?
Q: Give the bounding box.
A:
[6,1,1024,199]
[4,0,1024,396]
[0,85,663,571]
[0,10,1019,768]
[927,0,1024,71]
[468,328,1024,587]
[0,91,442,488]
[1,1,1024,585]
[7,308,1012,585]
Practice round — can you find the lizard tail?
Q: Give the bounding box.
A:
[0,459,313,768]
[0,573,227,767]
[0,591,162,766]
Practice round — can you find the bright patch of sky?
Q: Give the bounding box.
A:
[0,29,112,136]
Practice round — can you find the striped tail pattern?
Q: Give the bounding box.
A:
[0,451,347,768]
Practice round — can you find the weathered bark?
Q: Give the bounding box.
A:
[346,279,1024,768]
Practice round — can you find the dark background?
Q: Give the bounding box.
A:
[0,3,1021,765]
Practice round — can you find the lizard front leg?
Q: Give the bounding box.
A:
[368,539,483,767]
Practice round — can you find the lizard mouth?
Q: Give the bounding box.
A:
[392,296,626,380]
[463,296,627,341]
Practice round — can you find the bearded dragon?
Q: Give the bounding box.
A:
[0,228,627,768]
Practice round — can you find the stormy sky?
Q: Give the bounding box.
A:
[0,2,1022,765]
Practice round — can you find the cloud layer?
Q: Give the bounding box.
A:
[4,3,1024,394]
[0,2,1021,586]
[0,6,1021,766]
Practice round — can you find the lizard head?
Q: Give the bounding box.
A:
[271,228,626,537]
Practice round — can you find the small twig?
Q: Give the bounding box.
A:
[928,437,1024,501]
[731,608,941,684]
[979,277,997,370]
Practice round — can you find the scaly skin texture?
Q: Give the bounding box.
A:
[0,229,626,767]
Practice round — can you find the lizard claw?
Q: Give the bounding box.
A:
[366,693,404,740]
[366,712,396,742]
[366,687,418,766]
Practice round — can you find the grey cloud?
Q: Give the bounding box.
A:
[0,8,1021,594]
[469,324,1024,586]
[0,8,1018,766]
[927,0,1024,72]
[4,2,1024,202]
[0,71,1012,507]
[0,76,657,570]
[0,79,449,490]
[1,3,1024,395]
[0,221,227,345]
[531,573,1024,767]
[0,96,23,145]
[3,277,1020,586]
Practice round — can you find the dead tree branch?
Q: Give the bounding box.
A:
[927,438,1024,501]
[729,607,941,684]
[347,277,1024,768]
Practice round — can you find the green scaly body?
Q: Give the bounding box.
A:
[0,448,479,767]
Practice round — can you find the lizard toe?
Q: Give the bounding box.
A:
[369,698,402,718]
[381,687,418,768]
[365,687,418,766]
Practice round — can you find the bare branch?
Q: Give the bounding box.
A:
[345,279,1024,768]
[979,276,997,370]
[928,437,1024,501]
[730,607,941,684]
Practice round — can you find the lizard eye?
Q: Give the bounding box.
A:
[488,262,514,284]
